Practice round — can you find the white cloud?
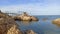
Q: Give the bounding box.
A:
[0,3,60,15]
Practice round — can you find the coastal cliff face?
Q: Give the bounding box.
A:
[0,11,23,34]
[0,18,23,34]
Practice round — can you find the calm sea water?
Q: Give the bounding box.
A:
[16,15,60,34]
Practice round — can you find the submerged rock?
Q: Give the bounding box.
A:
[52,18,60,24]
[14,12,38,21]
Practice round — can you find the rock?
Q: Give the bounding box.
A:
[22,16,31,21]
[12,16,19,20]
[25,30,37,34]
[42,18,48,22]
[0,11,23,34]
[52,18,60,24]
[0,11,12,18]
[21,12,29,16]
[0,17,23,34]
[7,25,22,34]
[31,16,38,21]
[0,11,37,34]
[14,12,38,21]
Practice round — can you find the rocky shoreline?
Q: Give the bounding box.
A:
[0,11,37,34]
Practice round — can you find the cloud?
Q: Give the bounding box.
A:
[0,0,60,15]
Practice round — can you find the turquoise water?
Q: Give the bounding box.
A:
[16,15,60,34]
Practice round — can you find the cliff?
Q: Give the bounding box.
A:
[0,11,23,34]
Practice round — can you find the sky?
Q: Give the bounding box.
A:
[0,0,60,15]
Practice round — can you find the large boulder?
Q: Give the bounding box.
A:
[52,18,60,24]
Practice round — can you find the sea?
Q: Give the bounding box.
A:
[15,15,60,34]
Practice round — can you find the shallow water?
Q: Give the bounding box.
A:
[16,15,60,34]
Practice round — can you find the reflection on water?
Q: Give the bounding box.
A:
[16,21,38,26]
[20,21,31,25]
[16,15,60,34]
[52,22,60,27]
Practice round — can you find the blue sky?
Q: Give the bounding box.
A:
[0,0,60,15]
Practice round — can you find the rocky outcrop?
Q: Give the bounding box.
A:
[52,18,60,24]
[14,12,38,21]
[25,30,37,34]
[0,11,12,18]
[0,17,37,34]
[7,25,22,34]
[0,18,23,34]
[30,16,38,21]
[0,11,23,34]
